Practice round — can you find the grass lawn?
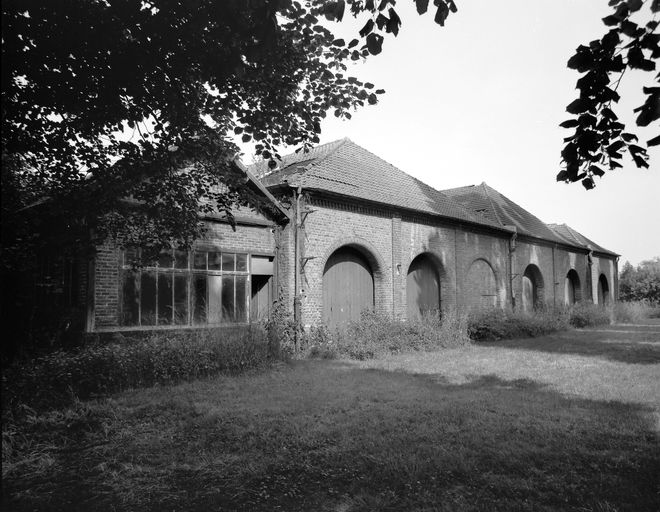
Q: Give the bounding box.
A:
[3,323,659,511]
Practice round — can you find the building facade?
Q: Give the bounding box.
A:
[86,138,619,333]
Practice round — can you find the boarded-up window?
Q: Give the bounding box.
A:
[407,254,440,319]
[522,264,544,312]
[597,274,610,305]
[564,269,581,305]
[466,259,498,310]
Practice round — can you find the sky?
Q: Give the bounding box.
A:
[241,0,659,266]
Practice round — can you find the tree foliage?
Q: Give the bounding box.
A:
[558,0,660,190]
[619,257,660,302]
[3,0,443,259]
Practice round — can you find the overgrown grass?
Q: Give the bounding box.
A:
[302,309,470,360]
[467,307,570,341]
[1,327,270,415]
[3,325,658,511]
[613,299,660,323]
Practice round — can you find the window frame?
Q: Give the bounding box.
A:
[119,247,263,328]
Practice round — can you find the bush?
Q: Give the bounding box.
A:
[613,300,660,323]
[468,307,570,341]
[567,302,611,328]
[303,309,470,360]
[2,327,270,414]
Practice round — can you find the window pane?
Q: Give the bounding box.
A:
[121,271,140,326]
[236,253,248,272]
[174,249,188,269]
[208,275,223,323]
[124,247,140,267]
[209,252,222,270]
[235,276,247,322]
[158,249,173,268]
[221,275,235,321]
[192,274,207,324]
[222,253,235,272]
[174,274,188,325]
[141,272,157,326]
[158,273,173,325]
[193,251,207,270]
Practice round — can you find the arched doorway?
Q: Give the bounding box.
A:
[522,264,544,312]
[407,253,441,319]
[466,259,498,309]
[323,246,374,328]
[564,269,581,305]
[597,274,610,305]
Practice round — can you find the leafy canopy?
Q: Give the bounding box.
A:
[619,257,660,302]
[558,0,660,190]
[4,0,444,255]
[3,0,656,262]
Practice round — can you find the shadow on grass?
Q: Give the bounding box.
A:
[479,325,660,364]
[3,359,659,512]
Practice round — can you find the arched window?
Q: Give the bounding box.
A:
[597,274,610,305]
[466,259,499,309]
[522,264,544,312]
[407,253,441,319]
[564,269,581,305]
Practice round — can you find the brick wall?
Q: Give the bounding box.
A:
[399,217,458,314]
[455,230,509,310]
[591,255,617,304]
[297,196,393,326]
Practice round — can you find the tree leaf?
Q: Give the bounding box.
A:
[590,165,605,177]
[581,177,595,190]
[647,134,660,146]
[559,119,579,128]
[414,0,429,15]
[366,33,384,55]
[434,2,449,26]
[359,19,374,38]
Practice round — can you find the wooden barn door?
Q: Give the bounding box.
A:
[323,247,374,328]
[407,255,440,319]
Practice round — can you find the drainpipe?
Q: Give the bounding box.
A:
[586,249,594,302]
[552,245,556,308]
[508,228,518,310]
[292,185,302,351]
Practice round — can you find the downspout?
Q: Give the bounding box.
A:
[587,249,594,302]
[552,245,556,308]
[614,255,620,301]
[292,185,302,351]
[508,229,517,310]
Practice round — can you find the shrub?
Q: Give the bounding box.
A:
[468,308,570,341]
[303,309,470,360]
[567,302,611,328]
[263,297,302,357]
[2,327,270,414]
[613,300,660,323]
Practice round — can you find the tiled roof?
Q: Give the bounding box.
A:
[255,138,505,230]
[442,183,567,244]
[443,183,618,254]
[547,223,618,256]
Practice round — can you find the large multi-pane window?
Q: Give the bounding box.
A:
[120,248,266,327]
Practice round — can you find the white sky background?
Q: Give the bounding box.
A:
[241,0,660,266]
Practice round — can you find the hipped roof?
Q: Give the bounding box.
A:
[255,138,617,256]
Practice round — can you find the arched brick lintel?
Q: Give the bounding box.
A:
[320,236,387,277]
[404,250,447,279]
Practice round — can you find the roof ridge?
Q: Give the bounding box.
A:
[563,224,591,248]
[480,182,504,227]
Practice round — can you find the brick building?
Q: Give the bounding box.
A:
[86,138,618,333]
